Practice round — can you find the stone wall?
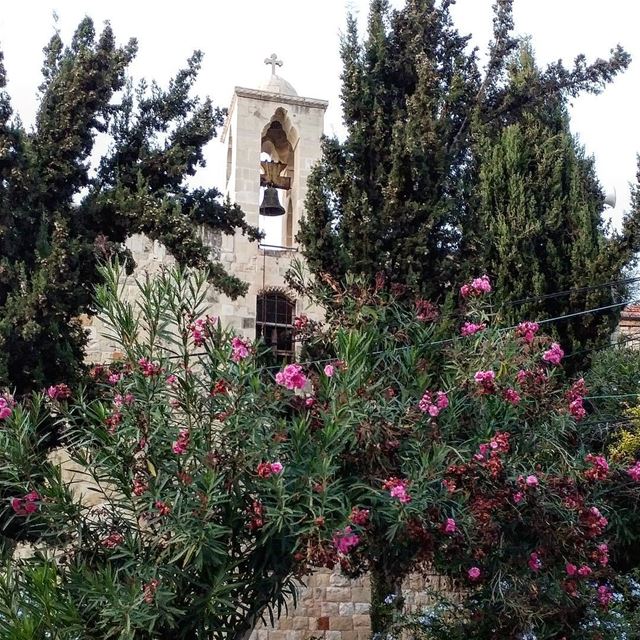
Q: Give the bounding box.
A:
[250,570,456,640]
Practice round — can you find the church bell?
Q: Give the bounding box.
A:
[259,186,285,217]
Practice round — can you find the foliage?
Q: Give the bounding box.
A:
[3,265,640,638]
[0,265,348,640]
[298,0,639,361]
[0,18,259,395]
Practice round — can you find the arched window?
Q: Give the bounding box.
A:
[256,291,295,362]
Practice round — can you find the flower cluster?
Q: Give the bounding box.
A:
[256,461,284,478]
[46,383,71,400]
[247,500,265,531]
[11,490,40,516]
[542,342,564,366]
[0,395,13,420]
[143,578,160,605]
[293,314,309,331]
[418,390,449,417]
[231,336,251,362]
[415,299,439,321]
[460,275,492,298]
[474,370,496,394]
[516,321,540,343]
[349,507,370,526]
[333,526,360,554]
[114,392,135,408]
[460,322,486,336]
[566,378,587,420]
[100,532,124,549]
[383,477,411,504]
[627,461,640,482]
[503,388,521,405]
[189,315,217,347]
[584,454,610,481]
[138,358,162,376]
[275,364,308,390]
[171,428,190,455]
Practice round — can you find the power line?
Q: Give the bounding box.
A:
[501,276,640,308]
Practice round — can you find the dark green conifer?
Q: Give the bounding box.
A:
[0,19,258,393]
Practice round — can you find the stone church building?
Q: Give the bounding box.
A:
[87,55,326,365]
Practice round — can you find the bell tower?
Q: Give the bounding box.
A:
[218,56,328,354]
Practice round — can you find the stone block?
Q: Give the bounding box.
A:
[353,603,369,614]
[352,615,371,630]
[316,617,329,631]
[292,617,310,631]
[338,603,354,616]
[325,587,350,602]
[350,587,371,602]
[320,602,340,616]
[329,617,353,631]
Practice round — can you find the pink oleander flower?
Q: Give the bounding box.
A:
[597,585,612,608]
[171,428,189,455]
[566,563,577,576]
[569,397,586,420]
[415,299,439,322]
[627,461,640,482]
[11,490,40,516]
[542,342,564,366]
[584,454,609,481]
[333,526,360,555]
[596,543,609,566]
[460,275,492,298]
[275,364,308,390]
[468,566,481,581]
[528,552,542,572]
[324,364,335,377]
[270,461,284,475]
[46,383,71,400]
[305,396,316,407]
[143,578,160,604]
[138,358,161,376]
[101,532,124,549]
[578,565,593,578]
[503,388,521,405]
[257,461,284,478]
[108,372,122,385]
[155,500,171,516]
[166,374,177,386]
[460,322,486,337]
[515,321,540,344]
[189,315,217,347]
[133,476,148,496]
[231,336,251,362]
[418,390,449,417]
[525,475,539,487]
[0,397,12,420]
[293,314,309,331]
[513,491,524,504]
[113,393,135,408]
[383,477,412,504]
[349,507,370,526]
[474,370,496,394]
[442,518,457,534]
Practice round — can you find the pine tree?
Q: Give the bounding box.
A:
[298,0,635,351]
[0,19,259,395]
[464,44,640,358]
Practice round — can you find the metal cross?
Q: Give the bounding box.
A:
[264,53,283,75]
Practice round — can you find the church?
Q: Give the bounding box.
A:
[86,55,326,365]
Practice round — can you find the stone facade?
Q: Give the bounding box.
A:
[86,74,327,360]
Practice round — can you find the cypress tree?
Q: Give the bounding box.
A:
[298,0,635,348]
[0,19,259,394]
[464,44,640,359]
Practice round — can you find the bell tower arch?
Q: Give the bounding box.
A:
[218,56,327,335]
